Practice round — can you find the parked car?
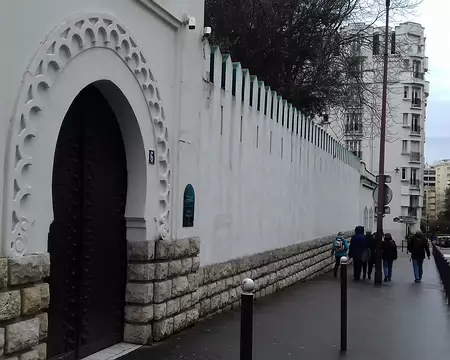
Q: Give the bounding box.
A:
[443,238,450,248]
[437,236,450,248]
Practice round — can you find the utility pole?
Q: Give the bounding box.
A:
[374,0,390,286]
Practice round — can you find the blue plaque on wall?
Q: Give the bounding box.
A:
[182,184,195,227]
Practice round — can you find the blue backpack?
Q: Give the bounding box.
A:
[334,237,345,253]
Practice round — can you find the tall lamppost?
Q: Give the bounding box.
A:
[374,0,391,286]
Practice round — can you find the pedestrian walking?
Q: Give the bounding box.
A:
[348,226,367,281]
[407,231,430,283]
[331,232,349,278]
[366,231,376,280]
[382,233,398,282]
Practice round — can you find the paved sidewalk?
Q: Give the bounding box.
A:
[120,252,450,360]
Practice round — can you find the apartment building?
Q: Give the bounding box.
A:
[325,22,428,241]
[434,159,450,215]
[423,165,437,220]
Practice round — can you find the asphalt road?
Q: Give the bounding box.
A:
[120,251,450,360]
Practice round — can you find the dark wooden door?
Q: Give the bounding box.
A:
[48,85,128,360]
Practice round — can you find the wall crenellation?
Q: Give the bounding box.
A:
[204,43,359,170]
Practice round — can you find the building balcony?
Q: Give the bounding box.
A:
[410,126,421,136]
[408,207,418,218]
[411,98,422,108]
[409,152,421,163]
[413,72,425,80]
[344,123,363,135]
[410,179,421,189]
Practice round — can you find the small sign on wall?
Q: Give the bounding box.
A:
[149,150,155,165]
[182,184,195,227]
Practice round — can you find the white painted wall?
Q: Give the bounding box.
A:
[0,1,373,265]
[196,45,363,266]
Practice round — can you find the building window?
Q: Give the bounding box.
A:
[413,60,422,79]
[391,31,396,54]
[403,113,409,126]
[401,167,407,180]
[412,87,421,107]
[411,114,420,133]
[403,59,410,71]
[373,33,380,55]
[404,86,409,99]
[345,111,363,133]
[402,140,408,154]
[411,168,418,183]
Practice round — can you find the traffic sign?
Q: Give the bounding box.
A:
[372,184,393,205]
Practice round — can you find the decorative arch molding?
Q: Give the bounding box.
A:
[3,13,171,256]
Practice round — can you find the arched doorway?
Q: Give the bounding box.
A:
[47,84,128,360]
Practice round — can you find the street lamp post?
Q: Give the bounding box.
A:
[374,0,391,286]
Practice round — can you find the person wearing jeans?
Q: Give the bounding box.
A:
[407,231,430,283]
[382,233,398,282]
[412,258,425,281]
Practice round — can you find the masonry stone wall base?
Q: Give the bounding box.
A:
[0,255,49,360]
[124,232,351,344]
[0,232,351,357]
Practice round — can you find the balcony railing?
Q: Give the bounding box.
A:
[345,123,363,134]
[410,126,421,135]
[408,207,418,217]
[410,152,421,162]
[410,179,421,189]
[411,98,422,108]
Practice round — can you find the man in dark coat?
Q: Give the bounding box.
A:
[382,233,398,282]
[407,231,430,283]
[349,226,367,281]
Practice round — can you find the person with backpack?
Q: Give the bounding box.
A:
[348,226,367,281]
[382,233,398,282]
[407,231,430,283]
[331,232,349,278]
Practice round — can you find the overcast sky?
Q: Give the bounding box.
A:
[416,0,450,164]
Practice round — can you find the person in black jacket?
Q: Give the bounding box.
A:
[407,231,430,283]
[382,233,398,282]
[366,232,377,280]
[349,226,367,281]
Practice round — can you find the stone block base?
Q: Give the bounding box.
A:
[0,254,50,359]
[196,232,351,319]
[123,233,350,344]
[126,238,201,343]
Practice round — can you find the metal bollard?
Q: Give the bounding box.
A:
[340,256,348,352]
[240,278,255,360]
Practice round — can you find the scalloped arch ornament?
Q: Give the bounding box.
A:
[3,13,171,256]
